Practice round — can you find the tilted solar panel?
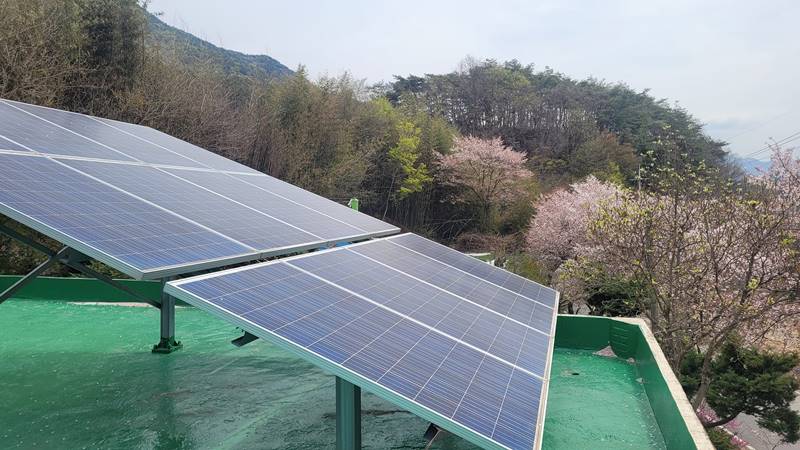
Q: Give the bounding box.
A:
[0,101,134,161]
[0,153,258,275]
[0,99,399,279]
[166,235,558,450]
[163,168,386,239]
[96,116,260,173]
[60,159,322,250]
[387,233,559,309]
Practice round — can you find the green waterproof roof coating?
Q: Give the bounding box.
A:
[167,234,559,450]
[0,98,398,279]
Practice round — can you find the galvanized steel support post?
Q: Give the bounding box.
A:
[335,377,361,450]
[152,277,181,354]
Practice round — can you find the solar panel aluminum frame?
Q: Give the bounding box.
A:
[0,191,398,281]
[166,239,559,450]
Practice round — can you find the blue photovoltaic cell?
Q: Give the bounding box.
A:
[0,134,33,152]
[6,100,207,168]
[163,168,371,240]
[288,248,551,377]
[0,101,132,161]
[388,233,559,309]
[60,159,320,251]
[347,239,554,334]
[167,238,557,450]
[98,118,259,173]
[0,153,253,273]
[233,173,396,235]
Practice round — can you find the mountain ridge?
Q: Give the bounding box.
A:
[146,12,293,78]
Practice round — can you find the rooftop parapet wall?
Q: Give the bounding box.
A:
[554,315,713,450]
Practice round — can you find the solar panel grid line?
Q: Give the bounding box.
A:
[490,303,538,440]
[50,152,256,175]
[284,260,543,381]
[172,237,552,375]
[337,271,479,384]
[81,113,214,170]
[0,100,139,163]
[58,159,334,252]
[94,115,261,174]
[164,236,382,287]
[387,233,554,310]
[0,183,145,278]
[158,167,327,241]
[386,233,555,307]
[284,258,542,379]
[231,173,398,236]
[49,157,259,251]
[0,144,256,176]
[450,305,515,419]
[2,99,260,175]
[346,246,551,338]
[221,172,371,235]
[164,280,514,450]
[0,134,35,152]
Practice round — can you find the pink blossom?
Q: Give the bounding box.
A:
[526,175,622,272]
[438,136,532,206]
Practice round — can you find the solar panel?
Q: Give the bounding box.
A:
[162,168,378,240]
[0,99,399,279]
[60,159,321,250]
[5,100,205,167]
[166,235,558,449]
[387,233,559,309]
[0,152,257,276]
[97,117,259,173]
[0,101,134,160]
[232,173,394,235]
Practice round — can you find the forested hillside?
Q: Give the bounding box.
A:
[0,0,733,247]
[147,12,293,78]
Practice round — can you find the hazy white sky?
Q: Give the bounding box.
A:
[149,0,800,159]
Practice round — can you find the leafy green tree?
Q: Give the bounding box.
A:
[388,120,431,198]
[681,339,800,444]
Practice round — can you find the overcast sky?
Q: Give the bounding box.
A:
[148,0,799,160]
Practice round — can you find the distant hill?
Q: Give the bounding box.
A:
[731,156,771,175]
[146,12,293,78]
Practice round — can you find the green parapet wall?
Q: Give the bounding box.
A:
[554,315,711,450]
[0,275,163,303]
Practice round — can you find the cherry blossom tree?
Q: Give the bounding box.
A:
[525,175,622,273]
[579,153,800,411]
[438,136,533,231]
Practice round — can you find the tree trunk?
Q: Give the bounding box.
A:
[691,353,715,410]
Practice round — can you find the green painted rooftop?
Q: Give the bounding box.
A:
[1,299,668,449]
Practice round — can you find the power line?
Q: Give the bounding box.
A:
[726,110,796,140]
[741,131,800,158]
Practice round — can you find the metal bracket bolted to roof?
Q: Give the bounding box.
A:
[231,330,259,347]
[423,423,445,449]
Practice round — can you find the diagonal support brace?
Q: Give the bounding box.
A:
[0,246,70,304]
[0,223,159,307]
